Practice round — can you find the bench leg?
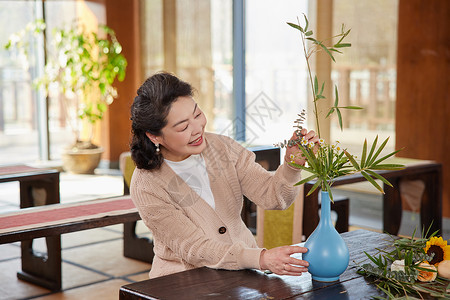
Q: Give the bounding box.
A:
[18,175,62,290]
[18,236,62,291]
[123,221,154,263]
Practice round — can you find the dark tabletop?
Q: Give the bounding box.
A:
[120,230,396,300]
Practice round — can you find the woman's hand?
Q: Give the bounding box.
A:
[259,246,309,276]
[284,128,319,166]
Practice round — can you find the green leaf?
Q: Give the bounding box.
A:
[329,48,343,54]
[336,108,343,131]
[294,174,318,186]
[369,163,405,170]
[318,42,336,62]
[367,136,389,166]
[334,43,351,48]
[371,148,404,167]
[339,106,363,110]
[287,22,303,32]
[326,107,335,118]
[344,150,360,170]
[334,85,339,107]
[314,75,319,95]
[360,139,368,168]
[323,180,334,201]
[303,14,309,32]
[305,31,313,36]
[365,169,393,187]
[361,171,384,193]
[307,179,322,196]
[365,136,378,166]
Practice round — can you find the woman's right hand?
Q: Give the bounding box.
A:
[259,245,309,276]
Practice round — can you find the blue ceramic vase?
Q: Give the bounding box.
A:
[303,190,349,282]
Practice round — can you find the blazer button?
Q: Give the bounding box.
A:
[218,226,227,234]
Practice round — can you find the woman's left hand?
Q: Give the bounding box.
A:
[284,128,319,166]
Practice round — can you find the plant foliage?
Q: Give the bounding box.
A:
[276,14,404,201]
[5,19,127,145]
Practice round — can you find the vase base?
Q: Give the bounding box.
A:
[311,275,340,282]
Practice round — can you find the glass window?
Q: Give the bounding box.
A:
[140,0,233,136]
[331,0,399,155]
[0,2,40,165]
[245,0,309,146]
[0,1,107,165]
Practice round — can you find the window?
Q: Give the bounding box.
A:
[0,1,107,164]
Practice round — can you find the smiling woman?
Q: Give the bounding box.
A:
[146,97,208,162]
[128,72,320,279]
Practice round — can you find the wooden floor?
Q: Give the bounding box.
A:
[0,170,448,299]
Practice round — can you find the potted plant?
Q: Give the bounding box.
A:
[5,19,127,173]
[275,14,405,282]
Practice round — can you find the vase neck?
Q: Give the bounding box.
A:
[320,190,333,226]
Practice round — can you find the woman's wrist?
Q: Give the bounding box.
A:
[259,249,267,270]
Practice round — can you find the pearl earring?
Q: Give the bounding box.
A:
[155,143,160,153]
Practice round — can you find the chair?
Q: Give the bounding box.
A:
[119,152,154,263]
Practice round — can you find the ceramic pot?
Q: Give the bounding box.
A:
[61,146,103,174]
[303,190,349,282]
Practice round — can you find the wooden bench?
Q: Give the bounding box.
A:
[0,196,153,291]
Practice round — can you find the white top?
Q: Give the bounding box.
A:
[165,154,216,209]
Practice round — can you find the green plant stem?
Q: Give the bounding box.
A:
[298,17,321,138]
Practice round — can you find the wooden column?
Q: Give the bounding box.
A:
[100,0,141,168]
[163,0,177,73]
[311,0,333,142]
[396,0,450,217]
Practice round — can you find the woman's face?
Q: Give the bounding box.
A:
[152,96,207,161]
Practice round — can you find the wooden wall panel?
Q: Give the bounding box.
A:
[396,0,450,216]
[101,0,141,167]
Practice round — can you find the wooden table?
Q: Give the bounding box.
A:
[303,159,442,238]
[0,164,61,290]
[119,230,394,300]
[0,164,60,207]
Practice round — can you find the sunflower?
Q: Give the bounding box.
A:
[424,236,450,265]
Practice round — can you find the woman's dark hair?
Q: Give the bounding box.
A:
[130,72,194,170]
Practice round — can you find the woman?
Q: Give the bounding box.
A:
[130,72,318,278]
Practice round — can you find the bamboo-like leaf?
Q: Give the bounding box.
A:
[360,139,368,168]
[287,22,303,32]
[339,105,363,110]
[320,81,325,95]
[334,85,339,107]
[323,180,334,202]
[369,163,405,170]
[289,162,313,172]
[365,169,393,187]
[336,108,343,130]
[329,48,343,54]
[361,171,384,193]
[318,42,335,62]
[305,31,313,36]
[303,14,309,32]
[365,135,378,167]
[294,174,318,186]
[307,179,322,196]
[314,75,319,95]
[334,43,351,48]
[371,149,404,168]
[326,107,335,118]
[298,146,319,171]
[367,136,389,166]
[344,150,360,170]
[364,251,381,266]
